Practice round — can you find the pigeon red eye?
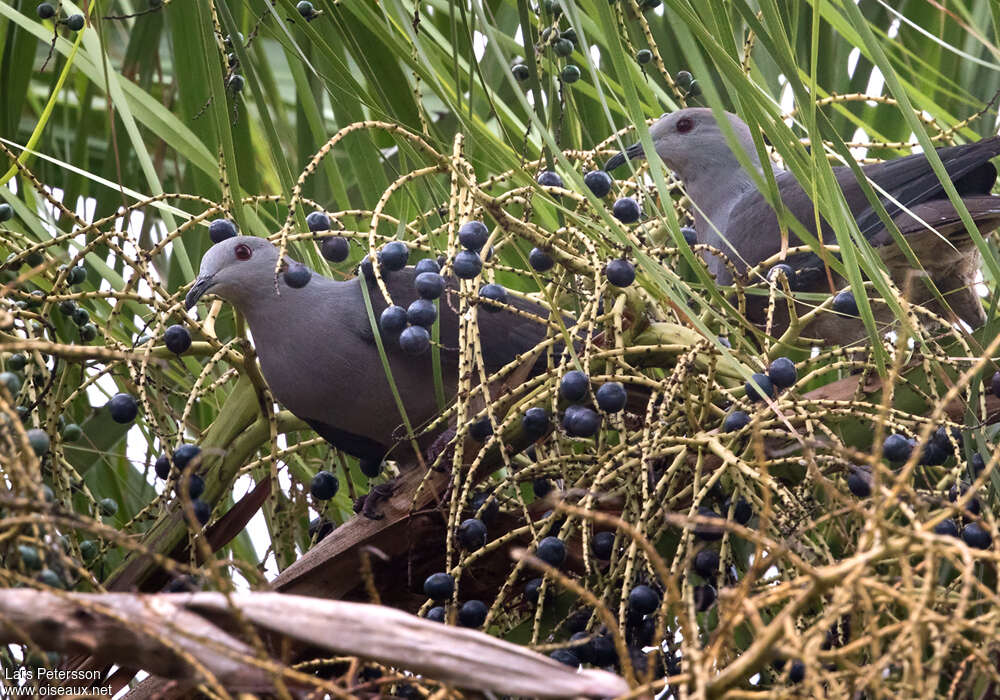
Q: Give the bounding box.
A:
[676,117,694,134]
[234,244,252,261]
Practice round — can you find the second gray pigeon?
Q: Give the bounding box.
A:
[185,236,557,464]
[606,107,1000,342]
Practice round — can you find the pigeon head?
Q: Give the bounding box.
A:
[605,108,762,180]
[185,236,283,310]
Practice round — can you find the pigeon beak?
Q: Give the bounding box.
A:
[604,142,645,171]
[185,275,215,310]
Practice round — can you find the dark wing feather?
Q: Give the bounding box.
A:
[725,136,1000,282]
[851,136,1000,235]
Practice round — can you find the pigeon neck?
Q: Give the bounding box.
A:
[684,165,757,236]
[235,273,351,336]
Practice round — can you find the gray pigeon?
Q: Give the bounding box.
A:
[606,107,1000,341]
[185,236,556,464]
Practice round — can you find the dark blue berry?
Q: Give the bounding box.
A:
[296,0,315,17]
[681,226,697,245]
[173,444,201,471]
[192,499,211,525]
[920,439,948,466]
[767,357,797,389]
[457,518,487,550]
[65,13,84,30]
[399,325,431,355]
[847,466,872,498]
[321,237,349,262]
[693,549,719,578]
[560,370,590,402]
[590,635,617,666]
[934,518,959,537]
[415,272,445,300]
[991,370,1000,399]
[562,405,600,437]
[767,263,793,282]
[788,659,805,683]
[306,211,330,232]
[612,197,641,223]
[522,407,550,437]
[727,496,752,527]
[471,491,500,523]
[628,584,659,615]
[414,258,440,275]
[181,473,205,500]
[532,478,553,498]
[537,535,566,566]
[458,600,488,627]
[584,170,613,197]
[595,382,627,412]
[512,63,530,81]
[154,455,171,479]
[407,299,437,328]
[423,572,454,601]
[360,254,378,278]
[723,410,749,432]
[971,452,985,476]
[537,171,564,188]
[592,531,614,559]
[529,247,554,272]
[310,470,339,500]
[380,241,409,271]
[283,262,311,288]
[478,283,507,311]
[524,577,543,604]
[379,306,407,336]
[831,290,859,316]
[208,219,238,243]
[694,583,716,611]
[883,434,913,462]
[452,250,482,279]
[309,517,334,542]
[629,616,656,647]
[694,507,724,541]
[37,3,55,19]
[744,373,775,402]
[469,416,492,441]
[107,393,138,424]
[458,221,489,251]
[164,325,191,354]
[425,606,446,622]
[949,483,981,515]
[605,258,635,287]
